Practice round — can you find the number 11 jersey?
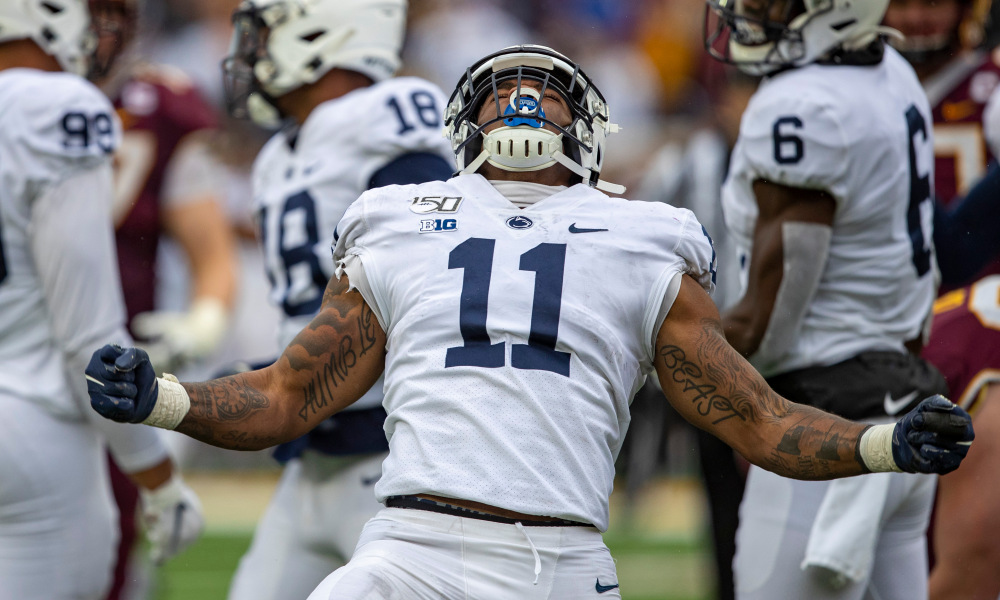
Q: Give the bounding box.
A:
[332,173,716,530]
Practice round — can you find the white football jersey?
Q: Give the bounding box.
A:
[333,174,716,530]
[723,47,937,377]
[0,69,122,418]
[254,77,454,411]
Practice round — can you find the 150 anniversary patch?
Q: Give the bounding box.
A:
[410,196,463,214]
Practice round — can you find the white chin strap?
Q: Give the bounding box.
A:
[461,126,625,194]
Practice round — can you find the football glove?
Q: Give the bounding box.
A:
[86,345,159,424]
[892,394,974,474]
[140,475,205,565]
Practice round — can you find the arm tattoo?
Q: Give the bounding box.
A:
[176,277,383,451]
[659,318,864,478]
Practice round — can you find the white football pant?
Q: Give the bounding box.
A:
[307,507,622,600]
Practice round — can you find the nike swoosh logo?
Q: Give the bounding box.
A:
[569,223,608,234]
[884,390,920,416]
[596,579,620,594]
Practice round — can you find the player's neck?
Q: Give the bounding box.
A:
[277,68,375,125]
[0,39,63,74]
[913,49,968,82]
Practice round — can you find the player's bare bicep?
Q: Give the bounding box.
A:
[280,274,387,422]
[654,276,789,432]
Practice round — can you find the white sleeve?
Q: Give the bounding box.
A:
[30,164,170,471]
[160,132,226,208]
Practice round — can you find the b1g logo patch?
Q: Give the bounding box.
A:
[419,218,458,233]
[410,196,463,214]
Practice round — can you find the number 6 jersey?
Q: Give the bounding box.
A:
[332,173,716,530]
[722,46,938,378]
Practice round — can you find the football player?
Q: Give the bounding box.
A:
[923,276,1000,599]
[705,0,951,598]
[86,44,973,600]
[0,1,201,598]
[218,1,455,598]
[87,1,234,596]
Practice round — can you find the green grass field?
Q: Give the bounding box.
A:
[150,473,715,600]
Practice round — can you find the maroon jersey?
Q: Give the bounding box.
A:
[928,49,1000,206]
[111,64,217,324]
[923,274,1000,414]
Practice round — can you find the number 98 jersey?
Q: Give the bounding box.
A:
[332,174,716,530]
[722,46,938,378]
[0,70,121,418]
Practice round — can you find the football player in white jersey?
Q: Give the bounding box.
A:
[87,45,972,600]
[219,1,455,599]
[705,1,949,598]
[0,1,203,599]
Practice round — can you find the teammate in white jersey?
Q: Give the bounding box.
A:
[219,1,455,598]
[706,1,949,598]
[0,2,202,599]
[86,45,973,600]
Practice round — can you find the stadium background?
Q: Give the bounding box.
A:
[123,1,1000,598]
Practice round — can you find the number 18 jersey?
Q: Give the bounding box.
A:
[333,174,716,530]
[722,47,938,378]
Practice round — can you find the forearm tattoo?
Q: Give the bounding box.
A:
[659,318,864,478]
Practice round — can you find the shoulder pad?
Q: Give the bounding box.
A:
[3,71,121,165]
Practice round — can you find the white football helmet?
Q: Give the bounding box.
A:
[0,0,94,76]
[222,0,407,128]
[704,0,893,75]
[445,45,624,194]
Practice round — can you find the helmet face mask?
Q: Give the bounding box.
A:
[0,0,95,76]
[884,0,988,65]
[704,0,890,75]
[221,0,407,129]
[445,45,624,193]
[88,0,138,80]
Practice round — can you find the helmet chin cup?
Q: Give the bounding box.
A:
[480,127,563,172]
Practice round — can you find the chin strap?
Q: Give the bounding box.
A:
[551,150,626,195]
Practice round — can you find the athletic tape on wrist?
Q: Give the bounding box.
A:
[858,423,903,473]
[142,374,190,430]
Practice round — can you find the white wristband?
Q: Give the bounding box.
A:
[142,374,191,430]
[858,424,903,473]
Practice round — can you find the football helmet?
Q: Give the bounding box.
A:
[88,0,138,80]
[0,0,94,76]
[222,0,407,128]
[444,45,624,194]
[886,0,991,64]
[704,0,893,75]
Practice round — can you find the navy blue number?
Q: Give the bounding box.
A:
[62,112,114,153]
[905,105,932,277]
[446,238,570,376]
[511,244,571,376]
[260,191,328,317]
[445,238,505,368]
[772,116,804,165]
[387,92,441,136]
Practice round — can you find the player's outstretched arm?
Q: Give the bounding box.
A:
[87,274,387,450]
[655,275,974,479]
